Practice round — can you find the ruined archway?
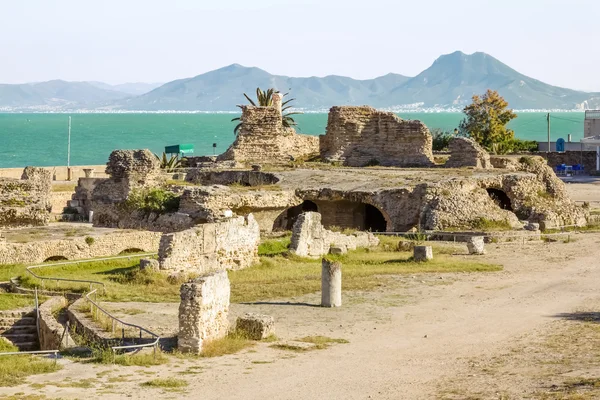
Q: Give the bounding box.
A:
[272,200,319,231]
[44,255,68,262]
[364,204,387,232]
[486,188,513,211]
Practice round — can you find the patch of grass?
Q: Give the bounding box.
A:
[298,336,349,349]
[52,183,76,192]
[0,354,62,387]
[471,217,513,231]
[141,378,188,389]
[85,236,95,245]
[229,244,501,303]
[200,330,255,358]
[258,235,291,257]
[84,348,169,366]
[0,294,35,311]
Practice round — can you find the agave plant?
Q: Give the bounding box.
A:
[154,152,182,173]
[231,87,302,135]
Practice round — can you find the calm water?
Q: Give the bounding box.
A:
[0,112,585,168]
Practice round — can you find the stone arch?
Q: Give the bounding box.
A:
[44,255,68,262]
[272,200,319,231]
[486,188,513,211]
[364,204,388,232]
[119,248,145,255]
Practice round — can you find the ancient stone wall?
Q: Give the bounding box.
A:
[289,212,379,257]
[158,215,260,273]
[445,137,493,169]
[178,271,230,354]
[217,94,319,164]
[320,106,435,167]
[0,230,161,265]
[0,167,52,228]
[185,170,280,187]
[39,297,75,350]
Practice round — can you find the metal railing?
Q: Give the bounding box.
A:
[20,253,160,361]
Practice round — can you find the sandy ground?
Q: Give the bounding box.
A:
[0,179,599,399]
[0,233,599,399]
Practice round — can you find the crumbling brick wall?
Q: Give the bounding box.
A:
[158,215,260,273]
[319,106,435,167]
[217,93,319,164]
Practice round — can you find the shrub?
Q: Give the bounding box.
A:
[124,188,180,214]
[431,129,454,151]
[364,158,380,167]
[85,236,95,246]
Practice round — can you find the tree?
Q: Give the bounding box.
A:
[231,88,302,135]
[459,90,517,150]
[154,152,182,173]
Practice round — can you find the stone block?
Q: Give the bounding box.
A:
[139,258,159,271]
[466,236,485,255]
[178,271,231,354]
[413,246,433,261]
[525,222,540,231]
[396,240,415,252]
[329,246,346,255]
[68,200,80,208]
[235,313,274,340]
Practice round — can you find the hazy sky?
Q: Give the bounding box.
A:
[2,0,599,91]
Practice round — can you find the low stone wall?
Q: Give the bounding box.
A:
[0,167,52,228]
[539,151,596,170]
[0,230,161,265]
[320,106,435,167]
[0,165,107,181]
[38,296,75,350]
[159,215,260,273]
[49,192,73,214]
[445,137,492,169]
[185,170,280,187]
[67,298,121,347]
[289,212,379,257]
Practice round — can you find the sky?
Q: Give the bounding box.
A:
[1,0,600,91]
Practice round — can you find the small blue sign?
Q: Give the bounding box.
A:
[556,138,565,152]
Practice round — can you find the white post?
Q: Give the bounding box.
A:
[321,259,342,307]
[67,116,71,168]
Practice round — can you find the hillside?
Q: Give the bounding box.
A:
[88,81,164,96]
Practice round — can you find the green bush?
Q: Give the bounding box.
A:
[431,129,454,151]
[124,188,180,214]
[84,236,95,246]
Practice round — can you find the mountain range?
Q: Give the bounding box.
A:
[1,51,599,111]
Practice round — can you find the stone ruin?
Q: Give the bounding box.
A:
[178,271,230,354]
[445,137,493,169]
[319,106,435,167]
[0,166,52,227]
[217,93,319,164]
[158,215,260,274]
[289,212,379,257]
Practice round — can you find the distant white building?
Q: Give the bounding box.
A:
[584,110,600,138]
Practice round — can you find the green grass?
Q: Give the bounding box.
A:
[140,378,188,389]
[200,330,255,358]
[51,183,76,192]
[0,353,61,387]
[0,294,35,311]
[258,235,291,256]
[298,336,349,349]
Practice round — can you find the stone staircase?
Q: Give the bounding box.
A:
[0,310,38,351]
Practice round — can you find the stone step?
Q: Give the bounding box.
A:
[1,333,38,342]
[0,310,34,318]
[0,325,36,334]
[14,341,39,352]
[0,317,36,326]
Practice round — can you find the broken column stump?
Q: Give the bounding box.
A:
[178,271,230,354]
[321,259,342,307]
[466,236,485,255]
[236,313,274,340]
[413,246,433,261]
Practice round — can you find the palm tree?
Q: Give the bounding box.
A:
[154,152,182,173]
[231,88,302,135]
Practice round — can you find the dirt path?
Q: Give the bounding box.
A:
[3,235,600,399]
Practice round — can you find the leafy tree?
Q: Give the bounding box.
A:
[231,88,302,135]
[459,90,517,150]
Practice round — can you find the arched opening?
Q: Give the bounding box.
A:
[364,204,387,232]
[272,200,319,231]
[119,248,145,255]
[44,255,68,262]
[486,188,513,211]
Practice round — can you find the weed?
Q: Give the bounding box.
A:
[0,354,61,386]
[200,330,255,357]
[258,235,291,257]
[85,236,95,245]
[141,378,188,389]
[298,336,349,349]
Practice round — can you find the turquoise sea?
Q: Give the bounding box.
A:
[0,112,585,168]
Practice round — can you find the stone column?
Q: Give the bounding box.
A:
[272,92,283,117]
[321,259,342,307]
[466,236,485,255]
[178,271,230,354]
[414,246,433,261]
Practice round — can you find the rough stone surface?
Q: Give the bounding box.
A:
[289,212,379,257]
[140,258,160,271]
[218,97,319,164]
[235,313,274,340]
[39,296,75,350]
[158,215,260,273]
[414,246,433,261]
[178,271,230,354]
[0,230,160,265]
[397,240,415,252]
[466,236,485,255]
[105,149,160,181]
[445,137,493,169]
[321,259,342,307]
[320,106,435,167]
[0,167,52,228]
[526,222,540,231]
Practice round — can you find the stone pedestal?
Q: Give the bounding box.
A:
[321,259,342,307]
[178,271,230,354]
[466,236,485,255]
[414,246,433,261]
